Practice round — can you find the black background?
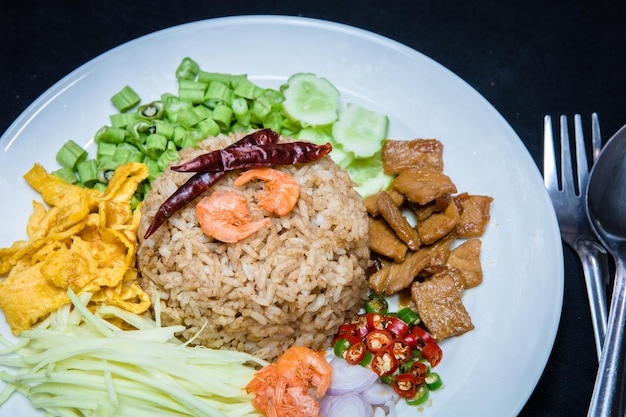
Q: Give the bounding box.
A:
[2,1,625,416]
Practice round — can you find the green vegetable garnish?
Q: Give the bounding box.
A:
[54,57,393,203]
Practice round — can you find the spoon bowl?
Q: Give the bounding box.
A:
[586,124,626,416]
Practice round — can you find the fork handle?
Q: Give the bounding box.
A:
[576,239,610,359]
[587,256,626,417]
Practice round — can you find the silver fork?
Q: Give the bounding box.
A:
[543,113,610,360]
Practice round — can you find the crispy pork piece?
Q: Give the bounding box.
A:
[383,139,444,175]
[368,249,431,296]
[368,232,456,295]
[446,266,467,293]
[417,231,457,277]
[377,192,421,250]
[411,194,452,221]
[446,238,483,288]
[368,218,408,263]
[364,189,405,217]
[411,269,474,340]
[454,193,494,237]
[417,199,460,245]
[392,169,457,206]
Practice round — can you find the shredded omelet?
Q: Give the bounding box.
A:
[0,162,151,334]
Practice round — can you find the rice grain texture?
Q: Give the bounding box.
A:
[137,132,369,362]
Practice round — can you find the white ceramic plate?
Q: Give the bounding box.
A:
[0,15,563,417]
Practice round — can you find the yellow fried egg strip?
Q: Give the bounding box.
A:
[0,162,150,334]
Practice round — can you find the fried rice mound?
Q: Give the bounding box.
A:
[137,131,370,362]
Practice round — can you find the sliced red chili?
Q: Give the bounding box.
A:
[407,360,428,384]
[345,341,368,365]
[366,329,393,353]
[331,333,361,348]
[403,331,420,349]
[392,373,418,399]
[366,313,386,331]
[336,323,357,337]
[391,339,412,364]
[412,326,435,345]
[372,347,398,377]
[385,317,410,339]
[421,341,443,368]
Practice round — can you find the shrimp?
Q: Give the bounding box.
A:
[246,346,333,417]
[195,190,270,243]
[233,168,300,216]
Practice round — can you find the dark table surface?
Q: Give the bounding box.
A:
[2,1,626,416]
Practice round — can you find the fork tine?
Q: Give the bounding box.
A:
[591,112,602,163]
[573,114,590,196]
[560,115,575,194]
[543,115,558,190]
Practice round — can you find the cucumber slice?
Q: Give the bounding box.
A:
[282,73,340,127]
[332,103,388,158]
[345,153,394,197]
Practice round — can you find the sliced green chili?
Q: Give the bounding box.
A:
[365,293,389,315]
[406,383,429,406]
[333,338,352,358]
[425,372,443,390]
[398,307,420,327]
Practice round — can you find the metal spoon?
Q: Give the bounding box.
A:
[586,124,626,416]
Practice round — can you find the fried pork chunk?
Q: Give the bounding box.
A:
[383,139,444,175]
[411,269,474,340]
[417,199,460,245]
[364,189,405,216]
[368,218,408,263]
[446,239,483,288]
[454,192,494,237]
[377,191,420,250]
[366,137,493,342]
[392,169,457,206]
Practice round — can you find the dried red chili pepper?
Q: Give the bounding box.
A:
[143,129,280,239]
[170,141,332,173]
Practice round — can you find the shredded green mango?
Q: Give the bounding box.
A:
[0,290,267,417]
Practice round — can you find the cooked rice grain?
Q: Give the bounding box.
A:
[137,132,369,361]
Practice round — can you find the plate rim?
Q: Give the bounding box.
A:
[0,14,564,417]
